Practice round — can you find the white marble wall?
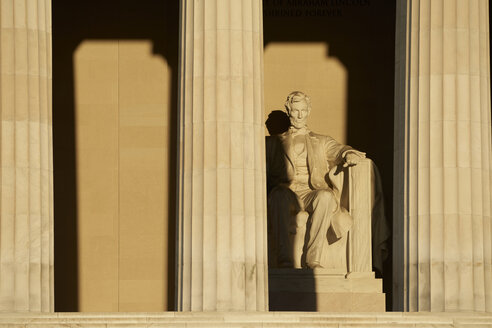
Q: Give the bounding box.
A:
[394,0,492,312]
[176,0,268,311]
[0,0,54,312]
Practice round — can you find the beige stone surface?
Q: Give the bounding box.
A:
[75,41,119,313]
[1,312,492,327]
[117,40,171,312]
[269,269,384,312]
[270,292,385,312]
[269,269,381,294]
[73,40,171,311]
[0,0,53,312]
[176,0,268,311]
[394,0,492,312]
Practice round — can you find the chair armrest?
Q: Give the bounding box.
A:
[348,158,373,273]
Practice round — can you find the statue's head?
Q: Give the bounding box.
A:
[284,91,311,129]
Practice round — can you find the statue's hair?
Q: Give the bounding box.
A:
[284,91,311,112]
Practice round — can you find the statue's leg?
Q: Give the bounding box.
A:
[267,185,301,267]
[303,189,338,268]
[292,211,309,268]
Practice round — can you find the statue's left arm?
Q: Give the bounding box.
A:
[324,136,365,167]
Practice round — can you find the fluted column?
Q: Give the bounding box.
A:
[394,0,492,312]
[176,0,268,311]
[0,0,54,312]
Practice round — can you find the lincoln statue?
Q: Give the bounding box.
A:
[266,91,366,269]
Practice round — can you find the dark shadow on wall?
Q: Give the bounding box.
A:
[52,0,178,311]
[263,0,396,310]
[265,110,291,136]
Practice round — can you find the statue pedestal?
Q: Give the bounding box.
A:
[269,268,385,312]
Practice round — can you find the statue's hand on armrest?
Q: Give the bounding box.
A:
[342,150,366,167]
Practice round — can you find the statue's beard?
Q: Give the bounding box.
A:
[290,118,307,129]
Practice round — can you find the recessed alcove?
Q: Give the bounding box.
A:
[52,0,179,311]
[263,0,396,310]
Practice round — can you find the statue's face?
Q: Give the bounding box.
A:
[288,100,310,129]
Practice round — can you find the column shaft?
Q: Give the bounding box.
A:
[394,0,492,312]
[176,0,268,311]
[0,0,54,312]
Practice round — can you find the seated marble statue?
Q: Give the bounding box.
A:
[266,91,365,269]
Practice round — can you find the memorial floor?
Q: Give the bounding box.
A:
[1,312,492,328]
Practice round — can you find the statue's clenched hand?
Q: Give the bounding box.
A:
[343,152,363,167]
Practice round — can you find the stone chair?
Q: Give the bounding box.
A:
[268,158,375,273]
[268,158,387,311]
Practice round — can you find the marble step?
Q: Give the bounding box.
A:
[0,312,491,328]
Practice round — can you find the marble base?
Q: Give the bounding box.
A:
[269,268,385,312]
[1,312,492,327]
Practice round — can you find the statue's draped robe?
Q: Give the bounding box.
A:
[266,129,354,267]
[266,129,389,271]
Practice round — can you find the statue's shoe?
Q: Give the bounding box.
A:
[306,261,322,269]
